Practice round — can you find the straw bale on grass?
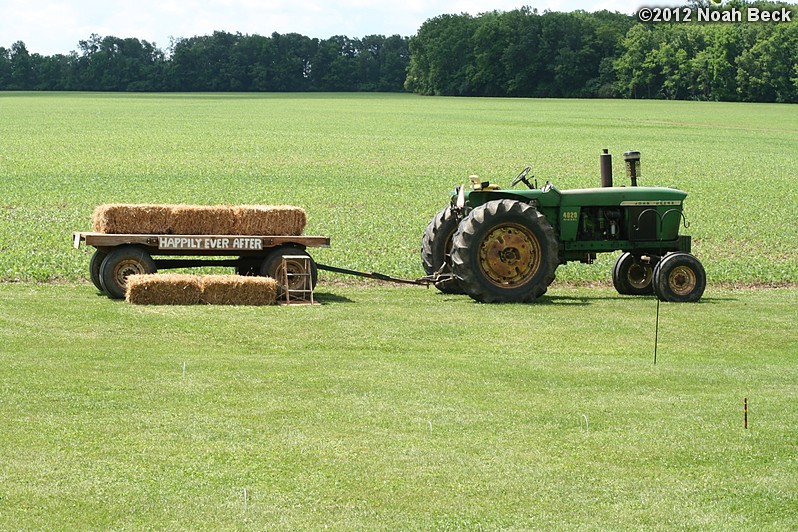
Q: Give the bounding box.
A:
[125,274,202,305]
[91,204,306,236]
[125,273,278,305]
[200,274,278,306]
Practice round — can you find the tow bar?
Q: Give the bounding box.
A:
[316,263,455,287]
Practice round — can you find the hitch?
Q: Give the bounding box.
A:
[416,271,457,287]
[415,260,458,287]
[317,263,434,286]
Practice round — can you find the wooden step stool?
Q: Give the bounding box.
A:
[281,255,315,305]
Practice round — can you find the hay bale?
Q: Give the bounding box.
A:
[233,205,307,236]
[200,275,278,306]
[125,274,202,305]
[92,203,306,236]
[170,204,236,235]
[125,274,278,305]
[91,204,172,234]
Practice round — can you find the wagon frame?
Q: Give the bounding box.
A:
[73,231,330,299]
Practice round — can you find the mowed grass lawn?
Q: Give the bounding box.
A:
[0,283,796,529]
[0,93,796,528]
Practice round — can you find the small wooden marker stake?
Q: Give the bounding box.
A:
[744,397,748,429]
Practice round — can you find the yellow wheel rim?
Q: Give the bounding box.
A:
[628,262,652,290]
[478,224,540,287]
[668,265,697,296]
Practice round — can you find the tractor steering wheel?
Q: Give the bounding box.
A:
[510,166,534,189]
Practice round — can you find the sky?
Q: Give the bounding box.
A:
[1,0,636,56]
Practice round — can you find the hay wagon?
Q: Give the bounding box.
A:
[73,231,330,299]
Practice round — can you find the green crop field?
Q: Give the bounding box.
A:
[1,92,796,284]
[1,93,797,529]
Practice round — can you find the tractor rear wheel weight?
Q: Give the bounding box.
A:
[479,224,540,284]
[99,245,157,299]
[421,206,464,294]
[652,252,706,302]
[612,252,655,295]
[451,199,559,303]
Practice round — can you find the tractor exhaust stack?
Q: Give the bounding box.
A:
[600,149,613,187]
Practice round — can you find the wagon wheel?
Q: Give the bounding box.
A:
[89,249,107,292]
[99,245,157,299]
[235,257,261,276]
[451,199,559,303]
[260,246,318,296]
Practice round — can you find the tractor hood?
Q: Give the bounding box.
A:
[558,186,687,207]
[457,184,687,209]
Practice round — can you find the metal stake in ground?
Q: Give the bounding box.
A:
[654,299,660,365]
[744,397,748,429]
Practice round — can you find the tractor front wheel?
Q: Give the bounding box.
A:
[612,252,655,295]
[451,199,559,303]
[653,252,705,302]
[421,206,464,294]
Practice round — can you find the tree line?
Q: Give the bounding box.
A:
[0,32,409,92]
[406,1,798,102]
[1,2,797,102]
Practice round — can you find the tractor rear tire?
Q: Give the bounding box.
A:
[260,246,318,297]
[421,206,464,294]
[451,199,559,303]
[652,252,705,303]
[99,245,157,299]
[612,252,655,295]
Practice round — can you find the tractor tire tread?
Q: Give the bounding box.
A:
[421,206,464,294]
[451,199,558,303]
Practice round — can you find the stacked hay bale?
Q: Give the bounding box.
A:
[126,274,278,306]
[91,204,306,236]
[91,204,173,235]
[170,205,236,235]
[233,205,307,236]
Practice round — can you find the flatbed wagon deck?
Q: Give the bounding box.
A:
[74,232,330,254]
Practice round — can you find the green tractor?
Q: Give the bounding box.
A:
[421,150,705,303]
